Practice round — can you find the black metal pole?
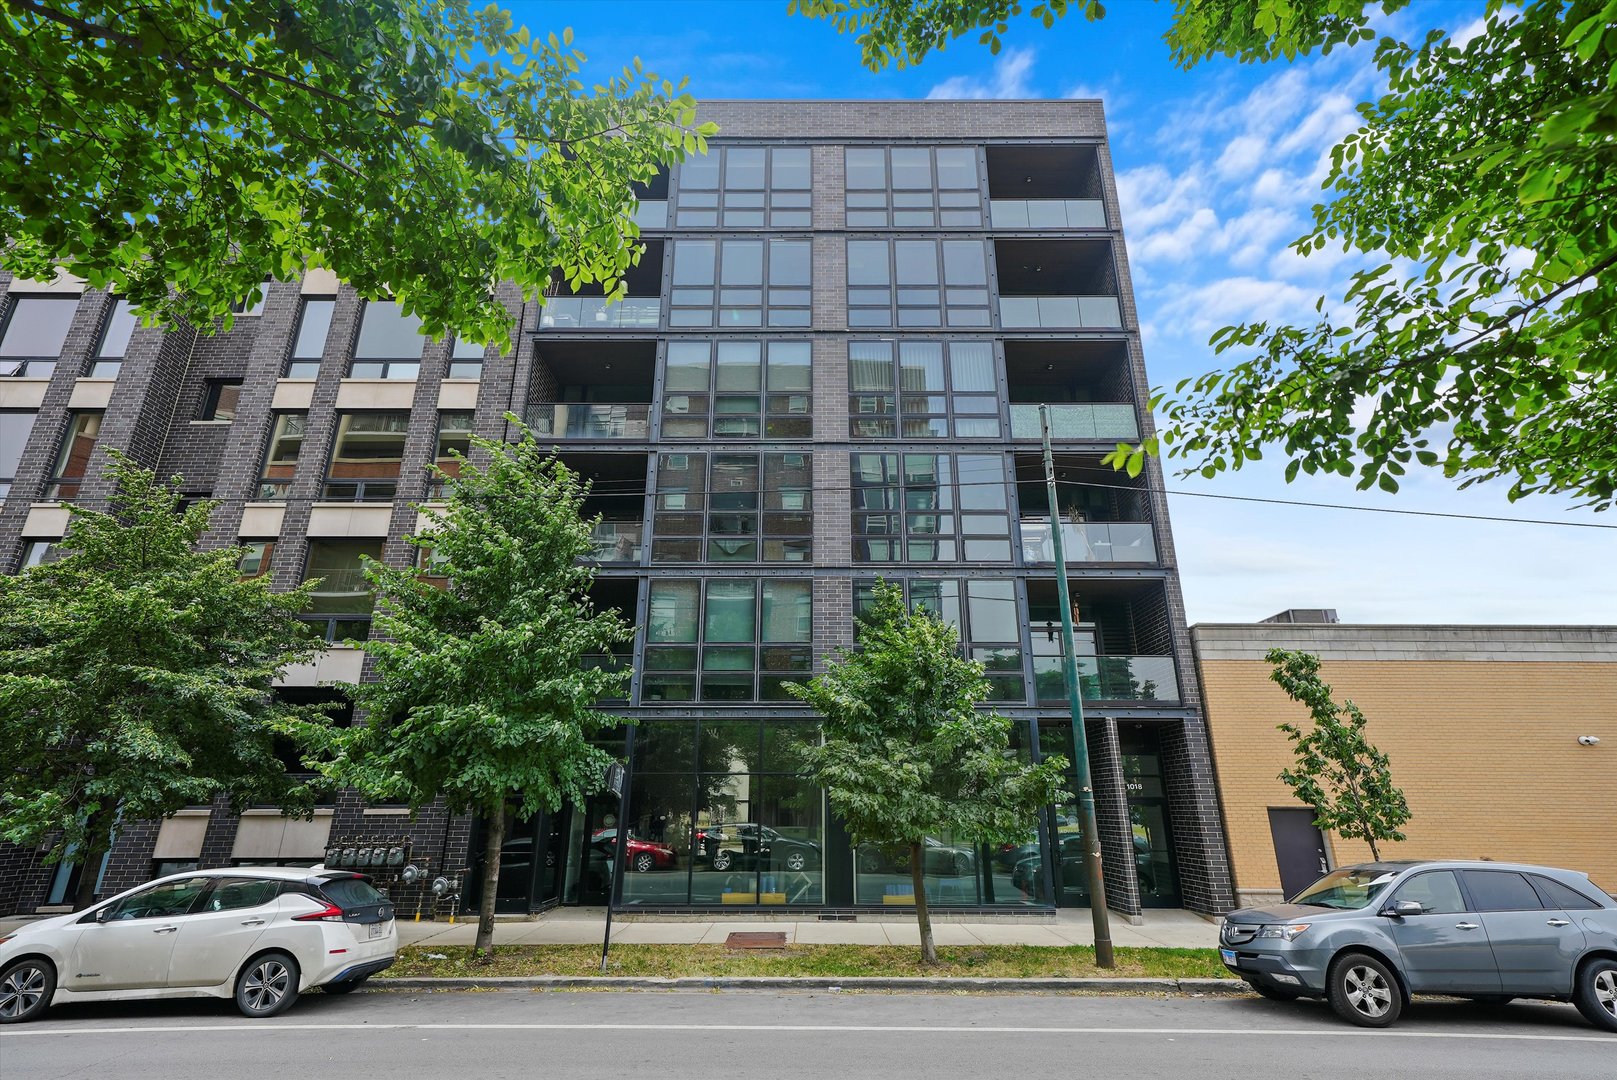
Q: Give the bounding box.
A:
[1041,404,1115,968]
[599,732,634,974]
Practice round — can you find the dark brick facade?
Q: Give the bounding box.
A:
[1,101,1234,917]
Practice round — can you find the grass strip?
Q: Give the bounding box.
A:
[386,944,1232,980]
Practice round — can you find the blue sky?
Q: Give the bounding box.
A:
[517,0,1614,625]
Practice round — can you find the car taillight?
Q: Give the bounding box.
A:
[293,901,347,922]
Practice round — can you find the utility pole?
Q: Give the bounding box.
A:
[1040,404,1115,968]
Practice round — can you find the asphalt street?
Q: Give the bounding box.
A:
[2,988,1613,1079]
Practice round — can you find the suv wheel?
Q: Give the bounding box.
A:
[785,851,807,872]
[1327,952,1402,1028]
[712,851,733,871]
[236,952,300,1018]
[0,959,54,1024]
[1573,958,1617,1033]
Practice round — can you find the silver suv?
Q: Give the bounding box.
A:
[1219,860,1617,1031]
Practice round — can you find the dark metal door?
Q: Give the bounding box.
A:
[1268,808,1329,900]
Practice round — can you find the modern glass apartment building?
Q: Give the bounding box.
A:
[0,102,1234,918]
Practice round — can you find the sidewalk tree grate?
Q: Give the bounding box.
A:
[725,932,788,950]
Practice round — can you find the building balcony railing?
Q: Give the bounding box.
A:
[321,478,398,502]
[1008,403,1139,441]
[1019,520,1156,564]
[525,403,651,440]
[633,201,668,229]
[537,296,661,330]
[1033,654,1180,704]
[989,199,1106,229]
[588,520,644,563]
[299,614,371,644]
[999,295,1122,329]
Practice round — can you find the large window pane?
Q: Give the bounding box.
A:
[890,148,932,189]
[967,579,1020,642]
[725,148,766,190]
[715,341,762,391]
[0,410,37,494]
[664,342,711,392]
[935,147,979,190]
[766,342,811,392]
[769,241,811,287]
[288,298,334,375]
[847,241,890,286]
[354,300,424,357]
[52,411,102,496]
[673,241,717,286]
[772,148,812,189]
[761,581,811,643]
[758,775,823,903]
[619,772,693,906]
[845,148,886,189]
[894,241,939,285]
[704,580,756,643]
[942,241,987,285]
[96,299,138,358]
[691,773,755,903]
[950,342,995,392]
[721,241,764,286]
[648,580,699,643]
[305,540,383,613]
[1,296,78,359]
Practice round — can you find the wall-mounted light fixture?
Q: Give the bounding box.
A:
[1576,735,1600,746]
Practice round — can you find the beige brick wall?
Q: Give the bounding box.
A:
[1200,658,1617,899]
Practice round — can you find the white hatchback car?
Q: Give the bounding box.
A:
[0,866,396,1023]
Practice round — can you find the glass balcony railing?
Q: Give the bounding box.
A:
[1008,403,1139,441]
[1019,520,1156,564]
[989,199,1106,229]
[998,295,1122,328]
[588,520,644,563]
[1033,654,1180,704]
[537,296,661,329]
[633,201,668,229]
[525,403,651,440]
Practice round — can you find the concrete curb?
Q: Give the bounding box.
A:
[373,975,1249,995]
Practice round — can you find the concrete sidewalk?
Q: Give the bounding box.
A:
[396,907,1219,949]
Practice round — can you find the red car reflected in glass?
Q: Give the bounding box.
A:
[591,829,678,873]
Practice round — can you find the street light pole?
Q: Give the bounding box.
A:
[1040,404,1115,969]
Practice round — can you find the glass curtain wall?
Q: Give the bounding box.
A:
[621,719,824,906]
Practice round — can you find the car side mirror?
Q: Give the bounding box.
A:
[1383,900,1424,918]
[94,906,112,924]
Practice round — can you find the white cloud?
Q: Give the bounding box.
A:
[1215,135,1267,179]
[926,47,1037,99]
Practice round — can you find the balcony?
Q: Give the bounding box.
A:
[1008,403,1138,441]
[990,199,1105,229]
[526,403,650,440]
[1020,520,1156,564]
[1033,654,1180,704]
[999,295,1121,328]
[995,239,1121,329]
[537,296,661,330]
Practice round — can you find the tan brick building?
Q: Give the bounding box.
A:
[1192,616,1617,908]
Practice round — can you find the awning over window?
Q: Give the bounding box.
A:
[230,809,334,860]
[152,810,211,860]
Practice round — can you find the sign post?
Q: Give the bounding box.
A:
[599,762,627,974]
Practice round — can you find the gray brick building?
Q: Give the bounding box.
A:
[0,101,1234,918]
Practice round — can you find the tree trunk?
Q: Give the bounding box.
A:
[1366,836,1380,861]
[909,840,936,965]
[70,812,113,912]
[474,800,506,962]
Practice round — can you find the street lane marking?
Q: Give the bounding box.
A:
[6,1023,1614,1043]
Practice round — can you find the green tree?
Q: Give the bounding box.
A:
[794,0,1617,509]
[1267,649,1409,861]
[319,419,631,960]
[787,582,1067,963]
[1,0,714,343]
[0,453,326,910]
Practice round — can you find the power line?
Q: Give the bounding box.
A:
[428,472,1617,530]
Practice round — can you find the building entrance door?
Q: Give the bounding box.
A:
[1268,807,1330,901]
